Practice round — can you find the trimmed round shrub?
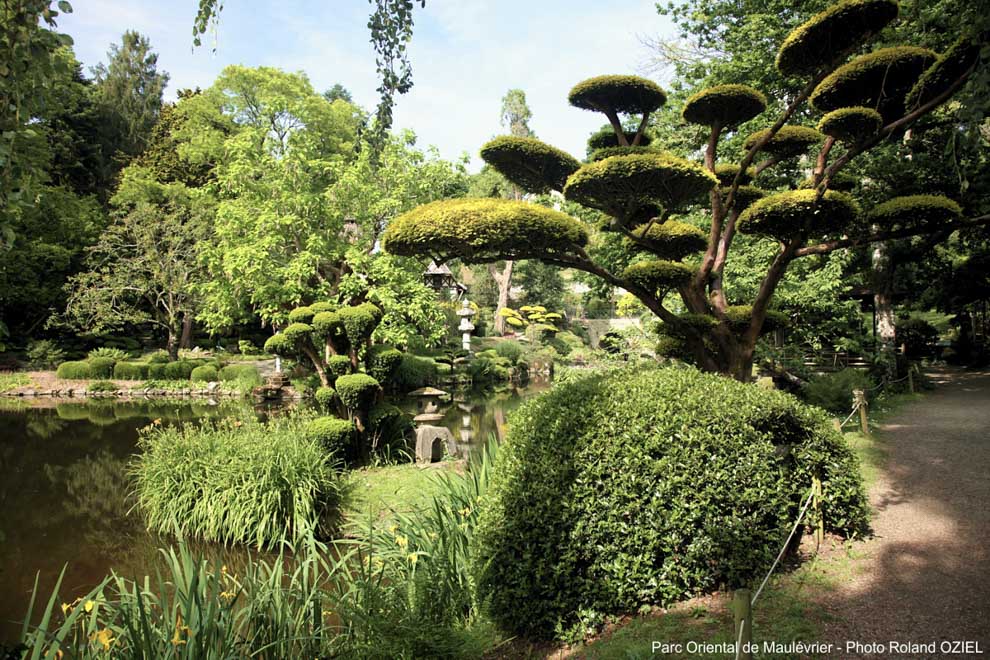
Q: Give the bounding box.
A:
[304,416,355,457]
[724,306,789,335]
[163,360,196,380]
[311,310,344,341]
[713,163,755,186]
[868,194,961,229]
[494,339,526,364]
[383,198,588,263]
[587,127,651,151]
[627,219,708,260]
[682,84,766,127]
[564,153,717,217]
[738,189,860,238]
[287,305,315,324]
[817,106,883,142]
[87,379,119,393]
[113,362,149,380]
[775,0,899,76]
[147,350,170,364]
[147,363,166,380]
[743,125,823,158]
[810,46,937,121]
[905,37,982,112]
[87,357,116,379]
[326,355,353,381]
[473,366,869,639]
[219,364,261,385]
[366,345,403,383]
[56,361,92,380]
[798,171,858,192]
[621,260,695,293]
[281,322,313,344]
[480,136,581,193]
[334,373,381,413]
[568,75,667,115]
[314,386,337,411]
[190,365,219,382]
[393,354,438,390]
[264,332,295,355]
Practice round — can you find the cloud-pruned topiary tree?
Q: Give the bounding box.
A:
[384,0,988,380]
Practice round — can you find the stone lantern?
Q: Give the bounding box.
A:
[456,300,476,353]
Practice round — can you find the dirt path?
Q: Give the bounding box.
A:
[820,368,990,657]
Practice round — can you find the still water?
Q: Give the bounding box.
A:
[0,382,547,643]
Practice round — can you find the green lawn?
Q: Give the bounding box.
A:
[340,461,455,525]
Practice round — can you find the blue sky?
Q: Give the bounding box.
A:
[58,0,676,170]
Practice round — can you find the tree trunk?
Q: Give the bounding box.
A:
[166,329,180,361]
[872,236,897,379]
[492,260,514,335]
[180,313,194,349]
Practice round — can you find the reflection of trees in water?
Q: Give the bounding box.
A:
[25,414,67,440]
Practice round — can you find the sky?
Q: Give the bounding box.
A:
[57,0,678,171]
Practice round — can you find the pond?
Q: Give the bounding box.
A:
[0,381,548,644]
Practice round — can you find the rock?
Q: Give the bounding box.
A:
[415,425,458,464]
[207,381,220,393]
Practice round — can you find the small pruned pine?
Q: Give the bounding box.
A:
[738,189,860,238]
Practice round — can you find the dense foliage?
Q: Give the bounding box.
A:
[473,366,868,639]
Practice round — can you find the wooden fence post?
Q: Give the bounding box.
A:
[853,389,868,434]
[812,475,824,551]
[907,364,915,394]
[733,589,753,660]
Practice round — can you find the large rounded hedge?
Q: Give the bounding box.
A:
[682,84,767,128]
[383,198,589,263]
[568,75,667,115]
[480,136,581,194]
[775,0,899,76]
[810,47,937,121]
[472,366,869,639]
[56,361,92,380]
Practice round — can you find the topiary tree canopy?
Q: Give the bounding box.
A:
[383,1,987,380]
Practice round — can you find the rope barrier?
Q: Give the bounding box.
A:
[837,402,862,428]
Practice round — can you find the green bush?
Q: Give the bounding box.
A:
[314,386,337,412]
[367,344,403,383]
[26,339,66,369]
[494,340,525,364]
[473,366,868,639]
[368,403,412,453]
[392,354,438,390]
[147,350,170,364]
[146,363,166,380]
[334,374,381,413]
[113,362,149,380]
[87,357,116,379]
[190,365,219,382]
[238,339,260,355]
[801,368,873,413]
[56,360,92,380]
[220,364,261,385]
[132,415,341,547]
[88,346,129,361]
[326,355,353,381]
[87,380,119,393]
[163,360,196,380]
[304,416,354,458]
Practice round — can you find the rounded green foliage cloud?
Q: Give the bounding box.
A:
[682,84,767,128]
[627,219,708,261]
[738,189,860,238]
[568,75,667,115]
[905,37,982,112]
[817,106,883,142]
[621,259,696,292]
[743,125,824,159]
[868,195,962,228]
[480,136,581,194]
[776,0,899,76]
[382,198,589,263]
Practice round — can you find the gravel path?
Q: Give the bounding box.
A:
[820,368,990,657]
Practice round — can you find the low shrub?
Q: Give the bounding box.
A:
[103,336,141,352]
[494,340,525,364]
[314,386,337,411]
[132,415,342,547]
[801,368,873,413]
[304,416,354,458]
[146,363,166,380]
[220,364,261,385]
[238,339,261,355]
[473,365,868,639]
[56,361,92,380]
[87,380,119,393]
[367,344,403,384]
[162,360,195,380]
[88,346,129,361]
[368,402,412,454]
[87,357,116,379]
[113,362,148,380]
[393,354,438,390]
[147,350,170,364]
[335,374,381,413]
[190,365,219,382]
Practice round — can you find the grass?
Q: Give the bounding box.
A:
[341,462,453,524]
[0,371,31,392]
